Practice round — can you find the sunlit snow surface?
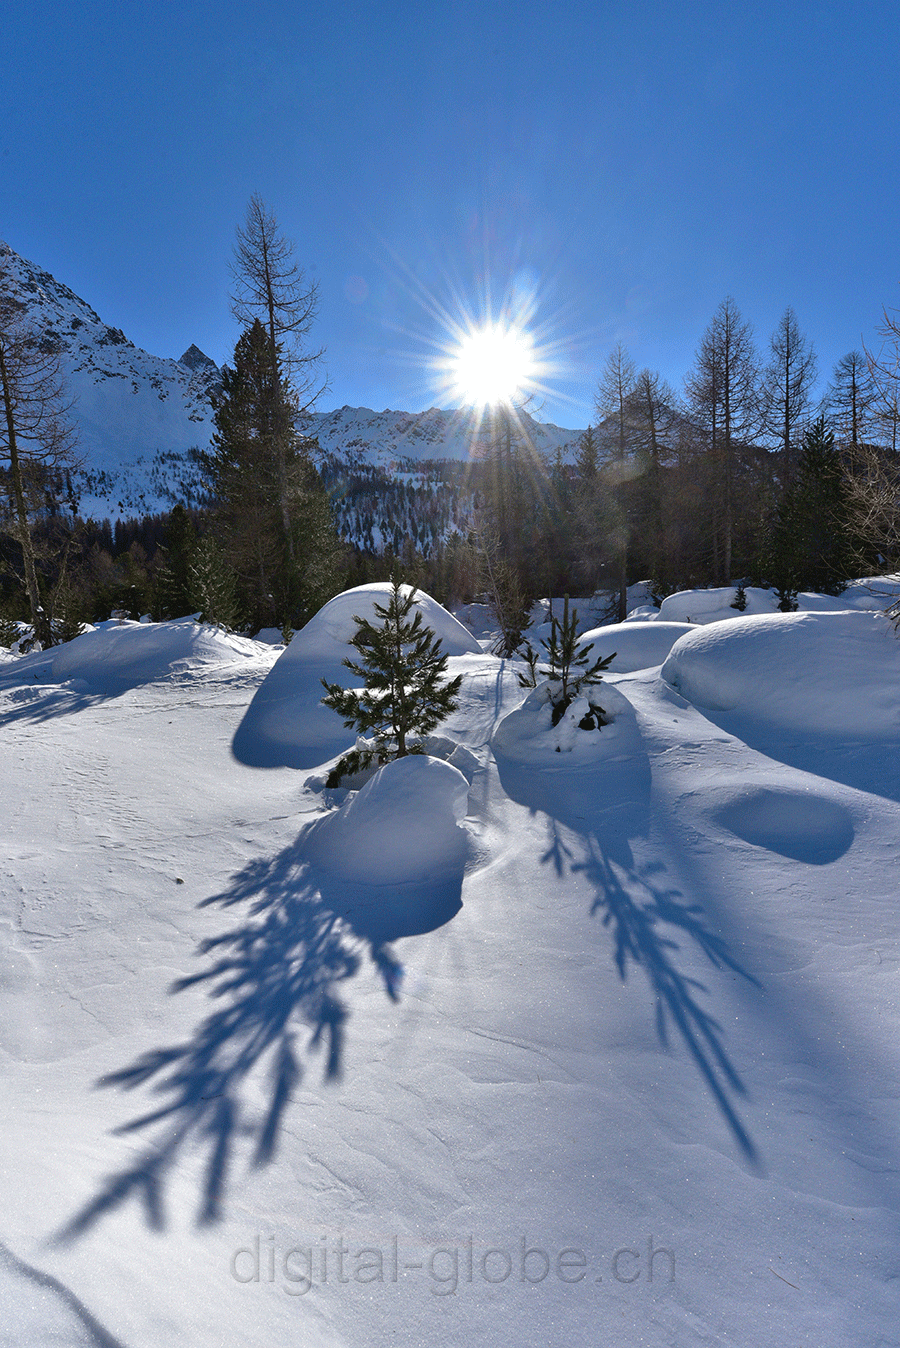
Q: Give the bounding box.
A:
[1,586,900,1347]
[578,620,695,672]
[50,617,265,693]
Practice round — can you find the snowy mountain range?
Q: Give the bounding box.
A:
[303,403,582,469]
[0,241,583,521]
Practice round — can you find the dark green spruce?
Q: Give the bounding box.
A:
[762,416,857,609]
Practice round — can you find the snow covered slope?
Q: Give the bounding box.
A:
[0,241,220,514]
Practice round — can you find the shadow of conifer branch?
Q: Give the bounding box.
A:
[494,748,760,1164]
[575,836,760,1161]
[54,842,400,1242]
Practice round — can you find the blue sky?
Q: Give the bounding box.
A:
[3,0,899,428]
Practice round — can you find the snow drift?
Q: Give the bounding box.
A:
[661,609,900,736]
[50,618,263,693]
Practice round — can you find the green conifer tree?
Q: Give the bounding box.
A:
[321,577,463,783]
[0,608,21,648]
[518,596,615,727]
[199,320,342,633]
[763,417,856,607]
[154,504,199,620]
[189,535,240,630]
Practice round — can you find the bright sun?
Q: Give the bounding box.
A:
[447,322,536,407]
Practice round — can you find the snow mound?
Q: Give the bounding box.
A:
[50,618,264,693]
[302,755,470,884]
[661,610,900,737]
[658,586,776,624]
[491,681,639,765]
[233,584,478,769]
[793,575,900,612]
[657,576,900,626]
[282,582,481,665]
[579,620,695,671]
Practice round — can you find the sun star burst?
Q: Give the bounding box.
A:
[446,322,537,408]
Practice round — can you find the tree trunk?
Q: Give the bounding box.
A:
[0,343,51,644]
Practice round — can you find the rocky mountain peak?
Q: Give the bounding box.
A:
[178,344,217,372]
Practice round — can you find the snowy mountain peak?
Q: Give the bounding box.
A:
[178,343,217,373]
[300,403,582,467]
[1,238,112,341]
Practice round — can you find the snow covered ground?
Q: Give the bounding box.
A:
[1,586,899,1347]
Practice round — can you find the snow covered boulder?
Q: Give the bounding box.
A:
[791,575,900,613]
[578,620,695,672]
[491,680,640,766]
[232,583,479,769]
[50,617,263,693]
[661,610,900,737]
[656,577,900,626]
[302,755,470,885]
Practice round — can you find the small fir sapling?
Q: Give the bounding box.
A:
[320,577,463,786]
[518,596,615,729]
[730,583,748,611]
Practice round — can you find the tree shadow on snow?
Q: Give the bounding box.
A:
[494,748,761,1164]
[0,679,110,727]
[53,839,462,1242]
[699,708,900,806]
[0,1239,129,1348]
